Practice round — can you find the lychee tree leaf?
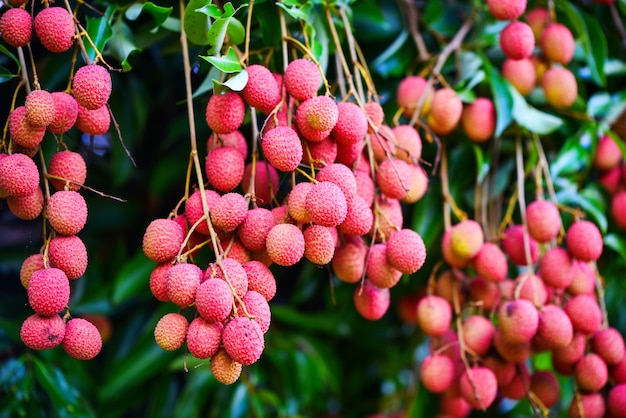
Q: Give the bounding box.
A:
[275,1,313,21]
[215,69,249,92]
[0,43,19,69]
[107,19,142,72]
[201,46,243,73]
[112,250,155,305]
[481,52,513,138]
[183,0,213,45]
[0,65,18,83]
[31,358,90,417]
[84,9,114,65]
[509,85,563,135]
[124,2,173,32]
[605,234,626,263]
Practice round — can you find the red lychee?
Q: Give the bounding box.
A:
[142,218,185,262]
[27,268,70,317]
[569,392,606,418]
[575,353,609,392]
[0,8,32,47]
[566,220,603,261]
[48,151,86,191]
[534,304,573,350]
[332,102,368,146]
[541,23,575,64]
[207,130,248,160]
[426,88,463,135]
[243,261,276,302]
[284,58,320,101]
[210,192,248,232]
[7,186,44,220]
[195,278,233,323]
[365,243,403,289]
[237,208,275,252]
[20,313,65,350]
[222,317,265,365]
[396,75,433,117]
[205,146,245,192]
[205,91,245,134]
[210,348,242,385]
[502,224,539,265]
[375,158,413,200]
[526,200,561,242]
[9,106,46,148]
[48,235,88,279]
[385,228,426,274]
[186,317,222,360]
[332,235,367,284]
[166,263,203,307]
[417,295,452,337]
[498,299,539,344]
[75,104,110,136]
[241,64,280,114]
[472,242,507,282]
[265,223,305,266]
[594,135,623,171]
[154,312,188,351]
[500,21,535,60]
[338,195,373,236]
[149,263,171,302]
[72,65,112,110]
[46,190,88,235]
[303,224,336,265]
[0,152,39,197]
[301,95,339,132]
[591,327,625,366]
[462,315,495,356]
[34,7,75,53]
[420,354,455,394]
[305,181,348,227]
[459,367,498,410]
[539,247,574,289]
[206,258,249,298]
[20,253,44,289]
[486,0,527,20]
[62,318,102,360]
[49,92,78,134]
[236,290,271,333]
[261,126,303,172]
[353,279,390,320]
[24,89,55,128]
[608,384,626,418]
[461,98,496,142]
[502,58,536,95]
[565,294,602,335]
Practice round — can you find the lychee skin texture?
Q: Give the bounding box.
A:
[472,242,508,282]
[375,158,413,200]
[210,348,242,385]
[539,247,574,289]
[591,327,625,366]
[569,392,606,418]
[48,151,87,191]
[534,304,573,350]
[20,314,66,350]
[241,64,280,114]
[417,295,452,337]
[608,384,626,418]
[541,23,575,64]
[486,0,527,20]
[0,8,33,47]
[265,223,305,266]
[459,367,498,410]
[426,88,463,135]
[305,181,348,227]
[420,354,455,394]
[302,137,337,168]
[332,102,368,146]
[365,243,403,289]
[567,220,603,261]
[205,91,245,134]
[207,130,248,160]
[7,186,44,220]
[243,261,276,301]
[594,135,623,171]
[195,278,233,323]
[238,208,275,252]
[575,353,609,392]
[48,235,88,280]
[165,263,203,307]
[502,58,536,96]
[317,163,358,205]
[46,190,88,235]
[530,371,560,408]
[20,253,45,289]
[461,98,496,142]
[9,106,46,148]
[154,313,188,351]
[385,229,426,274]
[210,192,248,232]
[338,195,373,236]
[206,258,249,298]
[262,126,303,172]
[498,299,539,345]
[526,200,561,243]
[72,65,112,110]
[237,291,271,333]
[186,317,222,360]
[332,236,367,284]
[284,59,320,101]
[75,104,110,136]
[303,225,336,265]
[25,89,55,128]
[27,268,70,317]
[142,218,185,263]
[184,189,220,235]
[149,263,171,302]
[0,152,40,197]
[392,124,423,163]
[542,66,578,108]
[565,294,603,335]
[34,7,75,53]
[353,280,391,321]
[502,224,539,265]
[450,220,484,261]
[462,315,495,356]
[62,318,103,360]
[222,317,265,365]
[49,92,78,135]
[205,146,245,192]
[396,75,433,117]
[500,21,535,60]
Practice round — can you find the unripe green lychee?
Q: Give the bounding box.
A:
[242,161,279,206]
[450,219,484,261]
[142,218,184,263]
[166,263,203,307]
[222,317,265,365]
[542,66,578,108]
[210,348,242,385]
[20,313,65,350]
[9,106,46,148]
[186,317,222,360]
[154,312,188,351]
[34,7,75,53]
[46,190,88,235]
[541,23,575,64]
[500,21,535,60]
[502,224,539,265]
[48,235,88,280]
[75,104,110,136]
[27,268,70,317]
[591,327,625,366]
[498,299,538,344]
[149,262,171,302]
[461,98,496,142]
[236,290,271,333]
[205,146,245,192]
[417,295,452,337]
[243,261,276,302]
[205,91,245,134]
[459,367,498,410]
[241,64,280,114]
[569,392,606,418]
[426,88,463,135]
[210,192,248,233]
[261,126,303,172]
[534,304,573,350]
[526,200,561,243]
[0,8,33,47]
[338,195,373,236]
[195,278,233,323]
[20,253,44,289]
[567,220,603,261]
[265,223,305,266]
[62,318,102,360]
[332,102,368,146]
[420,354,455,394]
[565,294,602,335]
[575,353,608,392]
[472,242,507,282]
[305,181,348,227]
[0,152,39,197]
[502,58,536,95]
[284,58,320,101]
[365,243,402,288]
[303,224,335,265]
[48,150,86,191]
[72,64,112,110]
[7,186,44,220]
[396,75,433,117]
[385,228,426,274]
[206,258,249,298]
[49,92,78,134]
[353,279,390,320]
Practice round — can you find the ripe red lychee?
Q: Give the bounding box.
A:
[237,208,275,252]
[154,313,188,351]
[353,279,390,320]
[149,263,171,302]
[375,158,413,200]
[48,235,88,280]
[20,253,44,289]
[284,58,320,101]
[332,235,367,284]
[426,88,463,135]
[483,356,516,387]
[472,242,507,282]
[599,166,623,194]
[542,66,578,108]
[7,186,44,220]
[303,224,336,265]
[591,327,625,366]
[385,228,426,274]
[207,130,248,160]
[261,126,303,172]
[222,317,265,365]
[0,151,39,197]
[493,329,532,363]
[195,278,233,323]
[486,0,526,20]
[534,304,573,350]
[46,190,88,235]
[184,189,220,235]
[594,135,623,171]
[166,263,203,307]
[500,21,535,60]
[461,98,496,142]
[530,371,560,408]
[459,367,498,410]
[566,220,603,261]
[365,243,403,289]
[498,299,539,344]
[539,247,574,289]
[516,272,548,305]
[608,384,626,418]
[287,181,314,223]
[400,163,429,204]
[9,106,46,148]
[364,101,384,130]
[541,23,575,64]
[72,64,112,110]
[34,7,75,53]
[243,261,276,302]
[205,146,245,192]
[568,260,596,295]
[332,102,368,146]
[317,163,358,205]
[302,137,337,168]
[565,294,602,335]
[302,95,339,132]
[186,317,222,360]
[305,181,348,227]
[62,318,102,360]
[211,348,242,385]
[502,224,539,265]
[20,314,65,350]
[295,100,331,142]
[48,150,86,191]
[338,195,373,236]
[396,75,434,117]
[242,161,279,206]
[205,91,245,134]
[265,223,305,266]
[502,58,536,95]
[0,8,33,47]
[49,92,78,134]
[612,354,626,384]
[526,200,561,243]
[206,258,249,298]
[462,315,495,356]
[552,332,587,375]
[236,290,271,333]
[569,392,606,418]
[75,104,110,136]
[223,238,251,265]
[391,124,422,163]
[527,7,549,39]
[210,192,248,232]
[417,295,452,337]
[575,353,609,392]
[241,64,280,114]
[142,218,185,262]
[420,354,455,394]
[27,267,70,316]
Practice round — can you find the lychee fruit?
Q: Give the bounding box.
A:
[591,327,625,366]
[462,315,495,356]
[575,353,608,392]
[317,163,358,204]
[417,295,452,337]
[0,8,33,47]
[568,260,597,295]
[385,228,426,274]
[284,58,320,101]
[186,317,222,360]
[353,279,390,320]
[242,161,279,206]
[207,130,248,160]
[498,299,539,344]
[48,235,88,280]
[195,278,233,323]
[396,75,434,117]
[241,64,280,114]
[530,371,560,408]
[237,208,275,252]
[499,365,531,400]
[332,235,367,284]
[24,92,55,129]
[526,7,549,39]
[539,246,574,288]
[166,263,203,307]
[332,102,368,146]
[62,318,102,360]
[483,356,516,387]
[472,242,507,282]
[565,294,602,335]
[375,158,413,200]
[301,95,339,132]
[364,101,384,130]
[426,88,463,135]
[338,195,373,236]
[0,151,39,197]
[149,262,171,302]
[365,243,403,289]
[49,92,78,134]
[205,91,245,134]
[48,150,86,191]
[516,272,548,305]
[526,200,561,242]
[541,23,575,64]
[222,317,265,365]
[265,223,305,266]
[450,219,484,261]
[569,392,606,418]
[205,146,245,192]
[461,98,496,142]
[243,261,276,302]
[594,135,623,171]
[468,276,500,311]
[502,224,539,265]
[566,220,603,261]
[206,258,249,298]
[493,329,531,363]
[303,224,336,265]
[210,192,248,232]
[261,126,303,172]
[305,181,348,227]
[236,290,271,333]
[72,64,112,110]
[27,267,70,317]
[287,181,314,223]
[486,0,527,20]
[142,218,185,262]
[9,106,46,148]
[500,21,535,60]
[20,313,65,350]
[210,348,242,385]
[542,66,578,108]
[534,304,573,350]
[184,189,220,235]
[608,384,626,418]
[420,354,455,394]
[441,229,470,268]
[20,253,44,289]
[46,190,88,235]
[75,104,110,136]
[502,58,536,95]
[154,312,188,351]
[7,186,44,220]
[302,137,337,168]
[459,367,498,410]
[34,7,75,53]
[552,332,587,374]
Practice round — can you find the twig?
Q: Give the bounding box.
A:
[402,0,429,61]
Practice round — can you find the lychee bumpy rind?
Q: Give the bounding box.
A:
[0,8,33,47]
[206,258,249,298]
[237,290,271,333]
[305,181,348,227]
[461,98,495,142]
[48,235,88,279]
[184,189,220,235]
[284,58,320,101]
[24,89,55,128]
[205,146,245,192]
[420,354,455,394]
[338,195,373,236]
[265,223,305,266]
[62,318,103,360]
[0,152,40,197]
[565,294,602,335]
[149,263,171,302]
[9,106,46,148]
[417,295,452,337]
[526,200,561,243]
[27,267,70,317]
[205,91,245,134]
[316,163,358,205]
[20,253,45,289]
[243,261,276,301]
[241,64,281,114]
[472,242,508,282]
[142,218,185,263]
[210,348,242,385]
[238,208,275,252]
[154,313,188,351]
[459,367,498,410]
[186,317,223,360]
[195,278,234,323]
[72,65,112,110]
[287,181,314,223]
[48,151,87,191]
[34,7,75,53]
[353,280,391,320]
[450,219,484,261]
[497,299,539,345]
[365,243,402,289]
[331,102,368,146]
[165,263,203,307]
[385,228,426,274]
[540,23,575,65]
[542,66,578,109]
[46,190,88,235]
[566,220,603,261]
[7,186,44,220]
[222,317,265,365]
[303,95,339,132]
[486,0,527,20]
[20,314,66,350]
[303,224,336,266]
[261,126,303,172]
[500,21,535,60]
[210,192,248,232]
[375,158,413,200]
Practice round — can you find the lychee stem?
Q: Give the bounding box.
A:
[2,80,26,146]
[401,0,429,61]
[242,0,254,65]
[594,271,610,329]
[107,104,136,167]
[338,6,365,102]
[44,173,126,202]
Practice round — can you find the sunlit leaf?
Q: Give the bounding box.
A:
[509,85,563,135]
[107,20,141,72]
[480,52,513,137]
[184,0,213,45]
[201,46,243,73]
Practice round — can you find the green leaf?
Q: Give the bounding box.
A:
[509,85,563,135]
[191,66,221,99]
[557,185,608,234]
[201,46,243,73]
[218,70,249,92]
[85,8,114,64]
[32,358,91,417]
[125,2,173,31]
[0,43,20,69]
[0,64,18,83]
[107,20,142,72]
[112,250,155,305]
[480,52,513,137]
[275,1,313,21]
[605,234,626,263]
[184,0,213,45]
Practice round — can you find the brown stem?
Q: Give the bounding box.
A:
[402,0,429,61]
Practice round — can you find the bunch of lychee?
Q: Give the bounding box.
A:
[594,134,626,230]
[405,199,626,416]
